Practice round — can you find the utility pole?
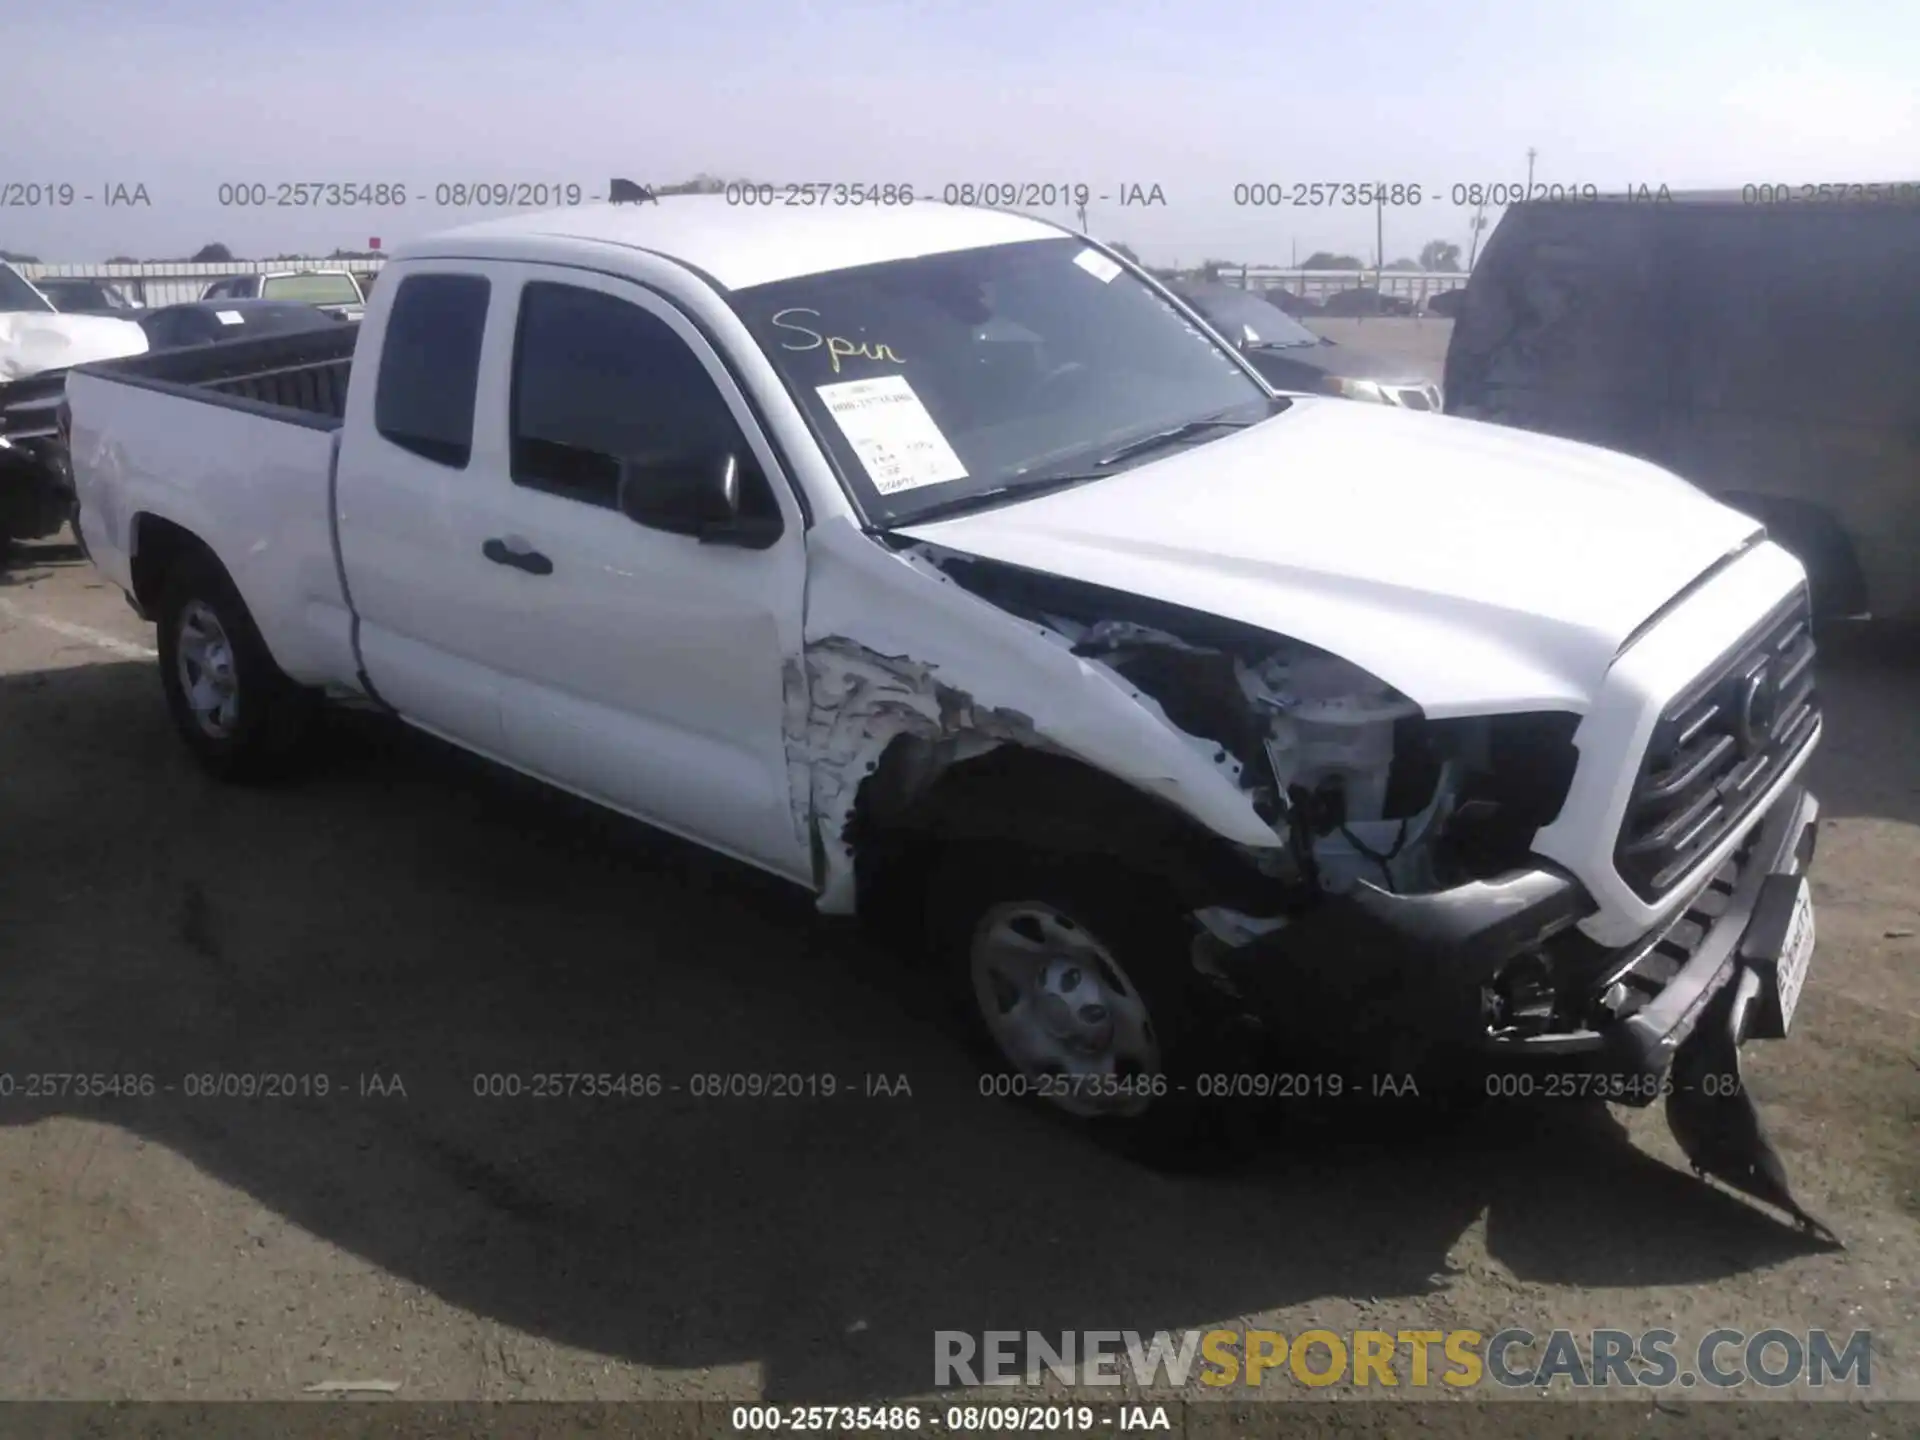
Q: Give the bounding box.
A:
[1374,192,1386,318]
[1526,147,1537,199]
[1075,200,1088,233]
[1465,200,1489,270]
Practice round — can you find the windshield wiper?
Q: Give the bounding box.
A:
[1094,411,1258,467]
[888,470,1108,526]
[885,402,1280,528]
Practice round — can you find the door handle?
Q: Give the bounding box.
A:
[482,537,554,575]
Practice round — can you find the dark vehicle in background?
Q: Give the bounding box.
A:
[0,367,78,547]
[137,299,345,350]
[1320,286,1415,317]
[34,278,143,314]
[1424,287,1468,317]
[1260,286,1322,316]
[1170,280,1443,410]
[202,268,366,320]
[1445,189,1920,618]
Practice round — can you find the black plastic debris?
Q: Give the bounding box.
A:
[1665,970,1842,1245]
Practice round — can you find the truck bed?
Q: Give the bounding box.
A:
[65,323,365,691]
[78,323,357,427]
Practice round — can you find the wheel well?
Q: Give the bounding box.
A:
[129,515,220,619]
[848,740,1288,935]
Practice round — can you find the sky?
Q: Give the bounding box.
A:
[4,0,1917,267]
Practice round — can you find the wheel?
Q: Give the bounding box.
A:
[155,552,319,782]
[927,847,1256,1169]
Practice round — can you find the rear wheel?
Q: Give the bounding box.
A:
[155,553,319,781]
[927,847,1256,1168]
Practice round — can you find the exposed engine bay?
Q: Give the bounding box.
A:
[914,545,1582,905]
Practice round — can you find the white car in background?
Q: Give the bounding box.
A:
[1,261,149,543]
[201,268,367,321]
[0,262,148,382]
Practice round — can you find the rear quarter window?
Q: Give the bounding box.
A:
[263,273,362,306]
[373,273,491,468]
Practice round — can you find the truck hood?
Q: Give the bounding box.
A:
[894,398,1764,718]
[0,313,148,382]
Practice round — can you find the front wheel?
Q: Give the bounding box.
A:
[927,848,1257,1169]
[155,553,319,782]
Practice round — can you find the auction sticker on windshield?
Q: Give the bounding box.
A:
[1073,248,1123,283]
[817,376,968,495]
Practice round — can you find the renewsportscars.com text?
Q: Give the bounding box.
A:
[934,1327,1873,1390]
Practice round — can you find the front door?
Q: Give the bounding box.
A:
[480,267,812,883]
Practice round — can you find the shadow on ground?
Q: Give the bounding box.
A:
[0,538,87,587]
[0,639,1886,1400]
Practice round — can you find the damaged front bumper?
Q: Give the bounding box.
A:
[1205,783,1821,1094]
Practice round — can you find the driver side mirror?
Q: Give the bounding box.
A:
[616,452,782,549]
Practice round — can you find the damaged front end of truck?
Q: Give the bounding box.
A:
[795,529,1834,1238]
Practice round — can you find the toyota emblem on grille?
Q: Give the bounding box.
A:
[1734,664,1776,757]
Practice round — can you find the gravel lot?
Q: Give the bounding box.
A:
[1,324,1914,1414]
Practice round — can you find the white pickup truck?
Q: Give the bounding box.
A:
[65,199,1828,1208]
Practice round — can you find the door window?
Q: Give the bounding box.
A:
[509,281,761,512]
[373,273,491,468]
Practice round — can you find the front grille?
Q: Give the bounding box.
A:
[1614,588,1818,900]
[1392,384,1439,411]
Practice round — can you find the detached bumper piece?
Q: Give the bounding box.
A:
[1211,782,1835,1239]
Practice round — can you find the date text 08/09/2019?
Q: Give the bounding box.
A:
[730,1405,1158,1434]
[0,1072,407,1101]
[1228,182,1655,207]
[11,177,1920,212]
[0,1072,921,1102]
[0,1067,1738,1107]
[212,182,589,208]
[978,1068,1737,1105]
[196,181,1170,209]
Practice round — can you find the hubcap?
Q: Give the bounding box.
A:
[969,902,1162,1118]
[176,600,240,739]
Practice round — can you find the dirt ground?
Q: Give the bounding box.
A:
[0,340,1914,1411]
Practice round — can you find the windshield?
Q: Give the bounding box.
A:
[39,280,134,311]
[1178,286,1319,348]
[261,272,362,305]
[731,237,1272,526]
[0,265,55,313]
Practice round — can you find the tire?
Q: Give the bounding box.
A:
[155,551,319,782]
[926,845,1259,1170]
